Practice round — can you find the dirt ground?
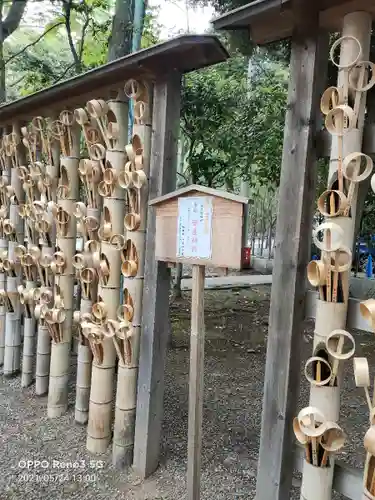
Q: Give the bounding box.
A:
[0,284,373,499]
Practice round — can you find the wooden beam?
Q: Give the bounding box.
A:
[255,2,329,497]
[133,72,181,479]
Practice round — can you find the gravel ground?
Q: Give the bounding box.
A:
[0,284,372,499]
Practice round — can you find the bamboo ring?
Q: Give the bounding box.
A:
[124,79,145,99]
[117,320,132,338]
[319,422,345,452]
[109,233,126,250]
[89,143,106,161]
[56,184,69,199]
[86,99,109,118]
[124,213,141,231]
[307,260,326,287]
[304,356,332,386]
[349,61,375,92]
[84,239,100,254]
[326,330,355,360]
[364,426,375,455]
[322,246,352,273]
[320,87,340,115]
[74,108,89,125]
[371,173,375,194]
[80,267,96,284]
[16,166,28,181]
[121,259,138,278]
[133,101,148,122]
[14,245,26,259]
[293,417,309,444]
[118,170,133,189]
[92,301,107,321]
[104,319,118,338]
[34,304,47,320]
[116,304,134,322]
[360,299,375,325]
[84,216,100,232]
[317,189,348,217]
[86,128,101,146]
[74,202,87,219]
[103,168,117,186]
[353,357,370,387]
[132,170,147,189]
[60,110,75,126]
[343,152,373,183]
[313,222,344,252]
[325,105,356,135]
[297,407,327,437]
[330,36,362,69]
[98,181,112,197]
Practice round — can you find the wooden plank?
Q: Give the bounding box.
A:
[187,264,206,500]
[254,2,329,497]
[149,183,248,205]
[133,72,181,479]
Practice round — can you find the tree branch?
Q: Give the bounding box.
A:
[62,0,81,73]
[52,62,76,84]
[4,22,64,66]
[2,0,27,39]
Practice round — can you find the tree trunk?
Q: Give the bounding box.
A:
[107,0,134,61]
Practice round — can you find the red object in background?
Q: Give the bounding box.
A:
[242,247,251,269]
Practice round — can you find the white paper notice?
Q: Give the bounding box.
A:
[177,196,213,259]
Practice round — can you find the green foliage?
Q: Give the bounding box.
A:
[181,51,288,190]
[5,1,161,99]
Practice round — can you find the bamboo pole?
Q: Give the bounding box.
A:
[47,118,80,418]
[21,280,36,387]
[0,238,8,366]
[75,298,93,424]
[112,83,151,468]
[35,121,60,395]
[86,94,128,453]
[3,129,25,377]
[300,12,372,500]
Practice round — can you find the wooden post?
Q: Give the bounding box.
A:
[133,72,181,478]
[255,3,329,498]
[187,264,205,500]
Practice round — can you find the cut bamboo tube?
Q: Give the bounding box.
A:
[0,238,7,366]
[75,297,93,424]
[112,91,151,468]
[35,246,54,396]
[87,135,127,452]
[21,280,36,387]
[47,123,79,418]
[3,168,24,377]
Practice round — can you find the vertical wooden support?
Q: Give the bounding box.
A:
[187,264,205,500]
[254,6,329,498]
[21,280,36,387]
[133,72,181,478]
[75,298,93,424]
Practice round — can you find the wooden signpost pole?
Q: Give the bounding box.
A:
[149,185,248,499]
[187,263,205,500]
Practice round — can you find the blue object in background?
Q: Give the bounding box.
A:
[311,254,318,261]
[367,254,373,278]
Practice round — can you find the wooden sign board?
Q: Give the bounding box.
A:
[149,184,249,269]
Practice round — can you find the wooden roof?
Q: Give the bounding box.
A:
[149,184,249,206]
[0,35,228,125]
[212,0,375,44]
